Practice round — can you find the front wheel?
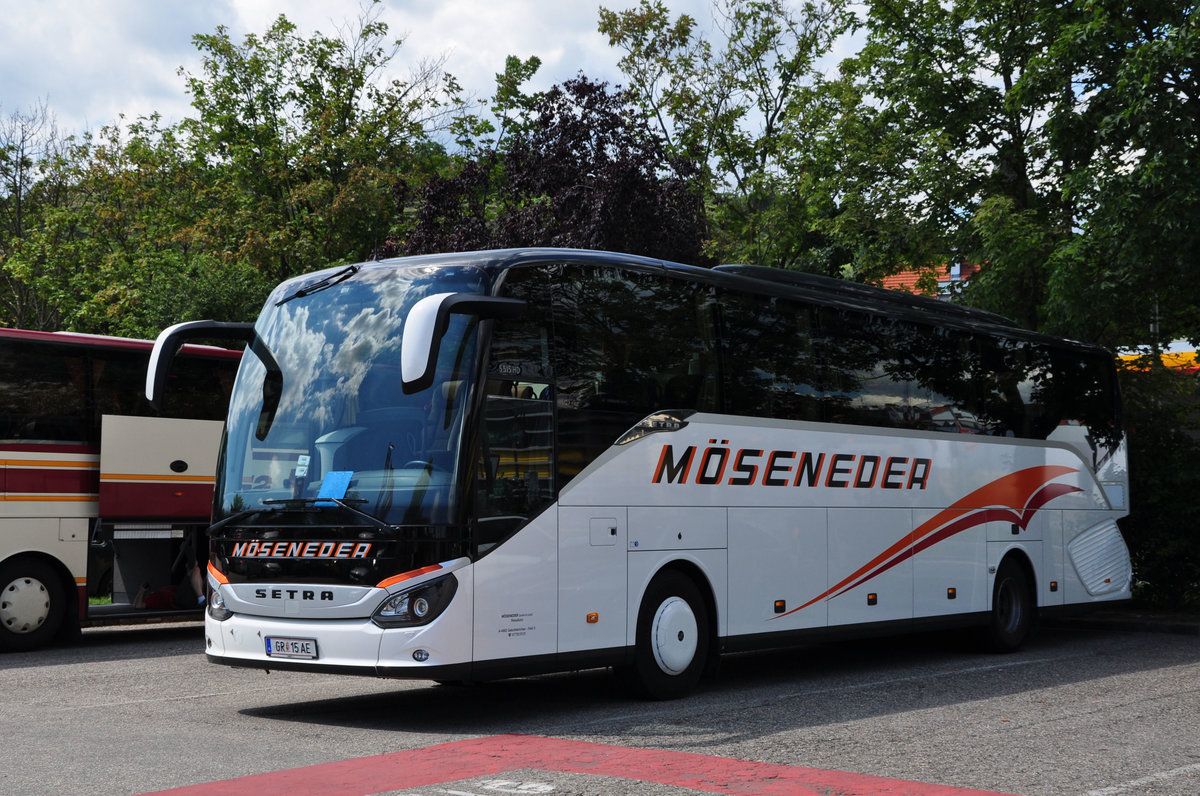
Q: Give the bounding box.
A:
[983,559,1036,653]
[0,557,67,652]
[633,570,710,700]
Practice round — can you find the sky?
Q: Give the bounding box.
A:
[1,0,715,138]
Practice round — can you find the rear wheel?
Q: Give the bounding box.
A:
[0,558,67,652]
[633,570,710,700]
[984,559,1035,652]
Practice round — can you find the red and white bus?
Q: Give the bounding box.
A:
[149,249,1131,698]
[0,329,239,651]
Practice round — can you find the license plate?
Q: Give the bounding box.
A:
[265,636,318,659]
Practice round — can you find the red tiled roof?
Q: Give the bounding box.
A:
[880,271,930,293]
[879,263,981,296]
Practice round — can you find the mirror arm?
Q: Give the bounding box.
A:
[146,321,256,408]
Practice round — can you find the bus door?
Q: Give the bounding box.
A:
[92,415,223,612]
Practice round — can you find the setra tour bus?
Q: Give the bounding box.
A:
[0,329,239,651]
[147,248,1131,698]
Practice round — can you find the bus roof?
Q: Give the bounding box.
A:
[711,263,1020,329]
[0,327,241,358]
[281,247,1110,356]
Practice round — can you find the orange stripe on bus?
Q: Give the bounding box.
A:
[99,473,216,484]
[0,459,96,468]
[376,564,443,589]
[0,495,96,502]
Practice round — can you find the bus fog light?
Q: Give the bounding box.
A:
[413,649,430,662]
[373,574,458,628]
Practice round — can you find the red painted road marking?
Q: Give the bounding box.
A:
[145,734,1013,795]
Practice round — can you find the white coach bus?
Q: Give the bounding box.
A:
[147,248,1131,698]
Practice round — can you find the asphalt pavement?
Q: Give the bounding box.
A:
[1046,605,1200,636]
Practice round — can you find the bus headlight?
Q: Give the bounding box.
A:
[207,588,233,622]
[372,575,458,628]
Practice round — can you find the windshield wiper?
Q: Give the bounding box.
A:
[275,264,360,306]
[209,506,286,534]
[261,496,392,532]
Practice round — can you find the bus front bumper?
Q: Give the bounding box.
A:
[203,612,472,679]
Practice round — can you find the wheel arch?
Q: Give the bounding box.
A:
[634,556,721,653]
[983,545,1041,652]
[659,558,716,622]
[993,546,1038,609]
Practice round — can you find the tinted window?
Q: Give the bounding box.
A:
[552,265,718,481]
[0,340,237,446]
[720,291,821,422]
[93,350,235,422]
[0,341,88,443]
[712,289,1120,457]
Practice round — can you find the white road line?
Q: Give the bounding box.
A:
[1085,762,1200,795]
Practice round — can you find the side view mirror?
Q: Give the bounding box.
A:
[146,321,257,408]
[401,293,526,393]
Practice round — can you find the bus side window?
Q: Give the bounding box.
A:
[720,291,820,423]
[553,266,718,484]
[0,342,88,443]
[90,350,156,420]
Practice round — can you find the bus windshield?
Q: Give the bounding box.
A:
[218,264,488,526]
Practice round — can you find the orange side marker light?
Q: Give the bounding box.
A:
[207,561,229,585]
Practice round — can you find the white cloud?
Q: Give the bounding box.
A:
[0,0,745,137]
[2,0,234,133]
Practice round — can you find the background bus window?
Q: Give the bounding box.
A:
[91,349,234,424]
[0,341,88,443]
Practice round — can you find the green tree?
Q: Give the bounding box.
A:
[826,0,1095,330]
[599,0,851,269]
[4,5,466,336]
[4,116,273,337]
[1118,363,1200,608]
[0,100,71,329]
[450,54,545,155]
[179,4,463,282]
[400,76,707,263]
[1042,2,1199,348]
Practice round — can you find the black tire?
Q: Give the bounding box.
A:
[633,570,710,700]
[983,558,1036,653]
[0,557,67,652]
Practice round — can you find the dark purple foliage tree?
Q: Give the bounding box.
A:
[396,76,708,265]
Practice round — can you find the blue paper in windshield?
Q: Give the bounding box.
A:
[316,470,354,505]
